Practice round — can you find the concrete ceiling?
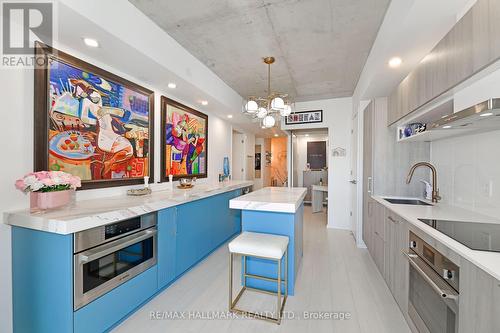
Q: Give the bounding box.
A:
[129,0,390,102]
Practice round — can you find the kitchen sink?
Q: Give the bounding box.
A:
[383,198,432,206]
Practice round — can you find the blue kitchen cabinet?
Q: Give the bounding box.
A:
[175,199,210,275]
[157,207,177,289]
[12,227,73,333]
[74,266,157,333]
[175,189,243,276]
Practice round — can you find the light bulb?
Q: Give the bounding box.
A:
[280,104,292,116]
[245,100,258,113]
[263,115,276,128]
[257,107,268,119]
[271,97,285,110]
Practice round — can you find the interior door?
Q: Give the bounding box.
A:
[232,132,245,180]
[350,113,358,238]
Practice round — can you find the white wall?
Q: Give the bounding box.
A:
[0,3,249,331]
[282,97,353,230]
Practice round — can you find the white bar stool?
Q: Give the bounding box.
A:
[228,231,289,324]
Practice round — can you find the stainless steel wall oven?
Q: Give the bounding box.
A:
[403,232,459,333]
[73,213,157,310]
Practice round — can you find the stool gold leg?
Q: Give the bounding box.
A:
[285,249,288,299]
[229,252,233,310]
[277,257,281,324]
[243,255,246,287]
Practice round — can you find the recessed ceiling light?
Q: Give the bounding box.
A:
[443,125,452,129]
[388,57,402,68]
[227,114,233,119]
[83,38,99,48]
[167,83,177,89]
[201,100,208,106]
[274,134,279,137]
[305,134,309,137]
[480,112,493,117]
[261,126,266,129]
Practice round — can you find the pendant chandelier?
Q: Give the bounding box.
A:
[242,57,293,128]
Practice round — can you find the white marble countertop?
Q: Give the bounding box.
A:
[229,187,307,213]
[372,195,500,281]
[4,180,253,235]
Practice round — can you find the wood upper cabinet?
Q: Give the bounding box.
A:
[488,0,500,63]
[387,0,499,126]
[471,0,491,72]
[387,90,399,125]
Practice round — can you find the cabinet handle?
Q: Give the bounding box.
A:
[367,177,372,193]
[387,216,399,224]
[374,231,379,236]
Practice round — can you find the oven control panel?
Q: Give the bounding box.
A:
[409,231,460,291]
[74,212,157,253]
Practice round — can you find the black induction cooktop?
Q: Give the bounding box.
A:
[418,218,500,252]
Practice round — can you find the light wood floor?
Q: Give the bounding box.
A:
[113,206,410,333]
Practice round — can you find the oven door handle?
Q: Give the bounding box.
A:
[78,228,157,263]
[402,250,459,301]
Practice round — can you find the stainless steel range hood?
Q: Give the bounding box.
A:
[430,98,500,130]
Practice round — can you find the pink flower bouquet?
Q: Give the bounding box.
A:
[15,171,81,211]
[15,171,81,193]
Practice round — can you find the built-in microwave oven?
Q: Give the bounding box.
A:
[73,213,157,310]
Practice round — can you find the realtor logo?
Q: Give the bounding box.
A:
[1,1,56,68]
[2,1,53,54]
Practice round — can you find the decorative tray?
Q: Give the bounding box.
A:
[127,188,152,196]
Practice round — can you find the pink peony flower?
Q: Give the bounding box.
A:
[15,179,26,191]
[41,178,56,186]
[35,171,51,180]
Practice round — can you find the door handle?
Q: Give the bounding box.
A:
[367,177,372,193]
[349,180,357,184]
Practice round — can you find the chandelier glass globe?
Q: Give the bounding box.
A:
[244,100,258,113]
[257,107,268,119]
[280,104,292,117]
[263,115,276,128]
[271,97,285,110]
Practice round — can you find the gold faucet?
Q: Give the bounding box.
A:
[406,162,441,203]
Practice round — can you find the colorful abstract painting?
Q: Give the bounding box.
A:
[34,43,154,189]
[161,96,208,181]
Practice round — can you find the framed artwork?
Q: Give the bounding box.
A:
[161,96,208,181]
[34,42,154,189]
[285,110,323,125]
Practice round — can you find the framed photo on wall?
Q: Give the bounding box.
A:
[285,110,323,125]
[34,42,155,189]
[161,96,208,181]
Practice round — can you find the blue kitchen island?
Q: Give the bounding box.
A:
[229,187,307,295]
